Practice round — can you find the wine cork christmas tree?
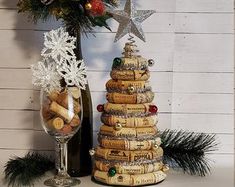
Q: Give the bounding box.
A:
[92,41,168,186]
[90,0,168,185]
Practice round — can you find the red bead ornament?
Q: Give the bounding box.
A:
[149,105,158,114]
[90,0,105,16]
[97,104,104,112]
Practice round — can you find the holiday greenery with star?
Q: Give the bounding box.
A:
[17,0,118,32]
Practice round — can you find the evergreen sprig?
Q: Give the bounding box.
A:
[17,0,116,33]
[160,129,218,176]
[4,152,54,186]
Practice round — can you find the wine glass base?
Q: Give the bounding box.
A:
[44,176,81,187]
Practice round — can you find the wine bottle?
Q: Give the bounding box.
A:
[67,28,93,177]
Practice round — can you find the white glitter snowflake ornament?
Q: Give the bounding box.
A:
[58,59,87,90]
[41,27,76,64]
[31,59,62,93]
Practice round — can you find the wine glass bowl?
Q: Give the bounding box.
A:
[41,87,82,140]
[40,87,82,186]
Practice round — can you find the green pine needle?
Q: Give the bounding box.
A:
[160,129,218,176]
[4,152,54,186]
[17,0,116,33]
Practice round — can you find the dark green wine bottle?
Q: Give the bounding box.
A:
[67,28,93,177]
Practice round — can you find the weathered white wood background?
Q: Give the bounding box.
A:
[0,0,233,172]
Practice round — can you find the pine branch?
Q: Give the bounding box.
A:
[17,0,115,32]
[160,129,218,176]
[4,152,54,186]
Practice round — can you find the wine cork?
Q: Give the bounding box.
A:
[122,57,138,66]
[42,104,54,121]
[95,147,163,162]
[106,93,137,104]
[111,70,150,81]
[132,172,166,186]
[96,160,144,174]
[137,56,148,65]
[56,91,81,114]
[48,91,60,101]
[129,140,152,150]
[60,125,72,134]
[49,101,75,123]
[136,127,157,137]
[93,170,166,186]
[137,91,155,104]
[73,100,81,114]
[94,170,131,186]
[133,173,156,186]
[47,117,64,130]
[112,57,148,70]
[106,79,151,93]
[98,136,158,151]
[99,138,127,150]
[69,115,81,127]
[100,125,137,137]
[96,147,132,162]
[104,103,151,115]
[106,91,154,104]
[123,57,148,69]
[68,87,81,99]
[56,91,67,105]
[99,125,157,138]
[95,160,164,174]
[101,114,158,127]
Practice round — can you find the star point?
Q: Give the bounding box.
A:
[109,0,156,42]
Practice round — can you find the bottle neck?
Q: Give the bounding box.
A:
[75,29,83,60]
[67,28,83,60]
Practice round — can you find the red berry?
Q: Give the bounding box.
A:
[97,104,104,112]
[90,0,105,16]
[149,105,158,114]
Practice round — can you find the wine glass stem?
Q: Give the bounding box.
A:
[57,142,69,177]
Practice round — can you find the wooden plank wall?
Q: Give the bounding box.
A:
[0,0,233,169]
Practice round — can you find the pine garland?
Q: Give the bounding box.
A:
[160,130,218,176]
[4,130,218,186]
[4,152,54,186]
[17,0,117,33]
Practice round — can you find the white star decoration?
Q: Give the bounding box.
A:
[41,27,76,64]
[31,60,62,93]
[110,0,156,42]
[58,59,87,90]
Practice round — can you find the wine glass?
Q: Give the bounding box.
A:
[40,86,83,186]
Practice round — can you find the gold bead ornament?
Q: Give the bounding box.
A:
[155,137,162,146]
[162,164,170,172]
[153,144,159,150]
[89,148,96,156]
[114,123,122,131]
[148,59,155,67]
[85,3,92,10]
[128,86,135,94]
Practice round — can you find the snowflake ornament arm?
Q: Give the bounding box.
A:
[31,59,62,93]
[57,59,87,90]
[41,27,77,64]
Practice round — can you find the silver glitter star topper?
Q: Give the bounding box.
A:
[110,0,156,42]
